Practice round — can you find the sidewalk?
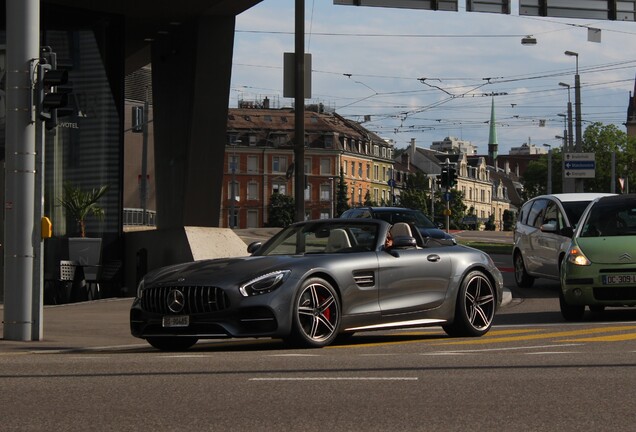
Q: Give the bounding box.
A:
[0,298,142,354]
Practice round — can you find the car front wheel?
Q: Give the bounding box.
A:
[514,252,535,288]
[287,277,341,348]
[559,291,585,321]
[443,270,496,337]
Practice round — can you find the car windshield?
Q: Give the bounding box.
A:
[580,201,636,237]
[561,201,595,227]
[374,210,436,228]
[254,221,381,255]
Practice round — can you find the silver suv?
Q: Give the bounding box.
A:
[512,193,615,288]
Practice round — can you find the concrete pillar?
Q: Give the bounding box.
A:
[151,15,236,229]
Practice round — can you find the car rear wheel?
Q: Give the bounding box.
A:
[559,291,585,321]
[514,252,535,288]
[443,270,496,337]
[287,277,341,348]
[146,336,198,351]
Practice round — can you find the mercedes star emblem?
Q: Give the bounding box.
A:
[167,289,185,313]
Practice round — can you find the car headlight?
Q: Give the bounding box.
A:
[240,270,291,297]
[136,279,145,299]
[567,247,591,266]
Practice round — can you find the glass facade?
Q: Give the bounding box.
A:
[1,4,124,299]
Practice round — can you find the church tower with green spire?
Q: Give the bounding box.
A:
[488,97,498,163]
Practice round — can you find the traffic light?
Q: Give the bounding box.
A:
[448,164,457,188]
[36,53,69,129]
[440,164,449,189]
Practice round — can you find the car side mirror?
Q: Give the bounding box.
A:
[540,222,557,233]
[247,241,262,254]
[392,236,417,249]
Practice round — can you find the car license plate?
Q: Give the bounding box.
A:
[602,275,636,285]
[162,315,189,328]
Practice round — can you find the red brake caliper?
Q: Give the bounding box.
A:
[319,294,330,321]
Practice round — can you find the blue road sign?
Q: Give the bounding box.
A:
[564,160,595,170]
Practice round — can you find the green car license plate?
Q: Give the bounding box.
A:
[162,315,189,328]
[602,275,636,285]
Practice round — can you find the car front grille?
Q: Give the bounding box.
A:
[141,285,230,315]
[593,286,636,302]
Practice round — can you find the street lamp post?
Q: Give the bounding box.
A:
[558,83,574,153]
[565,51,583,192]
[230,148,236,229]
[543,144,552,194]
[329,176,335,217]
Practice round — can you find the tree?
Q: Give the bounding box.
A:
[433,188,466,229]
[520,149,563,200]
[364,190,378,206]
[581,122,633,193]
[335,170,350,217]
[268,193,295,227]
[58,183,109,237]
[398,171,430,214]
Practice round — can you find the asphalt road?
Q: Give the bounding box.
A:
[2,233,636,431]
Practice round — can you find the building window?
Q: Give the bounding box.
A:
[305,184,311,201]
[272,156,287,173]
[228,155,239,173]
[247,155,258,173]
[374,165,379,180]
[228,181,239,200]
[320,158,332,175]
[272,135,287,147]
[343,162,347,175]
[304,157,311,175]
[373,188,379,203]
[320,210,330,219]
[358,163,363,178]
[247,182,258,200]
[273,183,287,195]
[320,184,331,201]
[366,164,370,179]
[228,134,239,145]
[325,136,333,148]
[248,135,257,146]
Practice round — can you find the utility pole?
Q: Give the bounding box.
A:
[294,0,305,222]
[4,0,40,341]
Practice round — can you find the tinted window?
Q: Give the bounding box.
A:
[518,201,531,225]
[373,209,436,227]
[561,201,595,228]
[527,199,548,228]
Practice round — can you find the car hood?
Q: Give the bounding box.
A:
[576,236,636,265]
[418,227,454,241]
[143,255,301,286]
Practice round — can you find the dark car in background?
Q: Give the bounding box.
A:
[340,206,455,244]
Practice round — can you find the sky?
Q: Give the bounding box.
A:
[230,0,636,155]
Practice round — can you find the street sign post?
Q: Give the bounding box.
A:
[563,152,595,179]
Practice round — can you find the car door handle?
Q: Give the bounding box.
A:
[427,254,441,262]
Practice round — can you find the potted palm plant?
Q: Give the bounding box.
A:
[58,182,109,238]
[58,183,109,289]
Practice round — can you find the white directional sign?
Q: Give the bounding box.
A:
[563,153,595,178]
